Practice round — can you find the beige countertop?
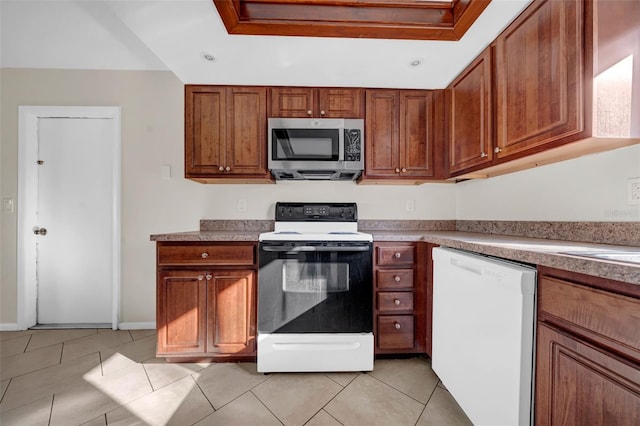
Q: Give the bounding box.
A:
[150,229,640,285]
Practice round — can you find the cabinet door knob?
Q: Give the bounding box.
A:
[201,252,209,259]
[395,168,400,173]
[307,110,313,116]
[394,275,401,282]
[320,110,326,116]
[394,322,401,330]
[394,252,401,259]
[197,275,204,281]
[401,168,407,173]
[494,147,502,153]
[205,274,212,280]
[225,166,231,172]
[394,299,401,305]
[480,152,488,158]
[218,166,224,171]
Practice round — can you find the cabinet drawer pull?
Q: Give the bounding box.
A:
[394,322,401,330]
[394,275,401,282]
[394,299,401,305]
[197,275,204,281]
[401,168,407,173]
[218,166,224,171]
[320,110,326,116]
[394,252,401,259]
[307,110,313,116]
[494,147,502,153]
[205,274,212,280]
[201,252,209,259]
[395,168,400,173]
[480,152,487,158]
[225,166,231,172]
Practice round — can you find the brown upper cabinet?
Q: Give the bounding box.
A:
[448,0,640,179]
[362,89,442,183]
[269,87,364,118]
[447,47,492,174]
[185,85,272,183]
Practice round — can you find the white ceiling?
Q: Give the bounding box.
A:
[0,0,532,89]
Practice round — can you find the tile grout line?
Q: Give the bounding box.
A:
[0,378,11,404]
[24,333,34,354]
[413,382,440,426]
[249,389,286,426]
[312,373,361,424]
[367,371,431,406]
[190,372,217,414]
[47,393,55,426]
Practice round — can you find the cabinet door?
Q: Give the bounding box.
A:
[157,270,207,354]
[185,86,226,176]
[399,90,434,177]
[495,0,584,158]
[364,90,400,177]
[206,270,256,355]
[536,323,640,425]
[448,48,493,174]
[226,87,269,177]
[318,88,364,118]
[269,87,315,117]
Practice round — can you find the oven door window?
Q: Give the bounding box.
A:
[258,243,372,334]
[282,260,349,293]
[272,129,339,161]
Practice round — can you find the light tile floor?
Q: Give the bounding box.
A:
[0,329,472,426]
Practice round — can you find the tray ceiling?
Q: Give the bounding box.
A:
[213,0,491,40]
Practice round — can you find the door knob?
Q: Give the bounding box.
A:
[33,227,47,236]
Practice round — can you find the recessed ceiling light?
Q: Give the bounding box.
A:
[201,52,215,62]
[409,58,424,68]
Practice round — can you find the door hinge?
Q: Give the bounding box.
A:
[37,160,44,165]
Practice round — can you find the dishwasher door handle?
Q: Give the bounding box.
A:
[450,258,482,276]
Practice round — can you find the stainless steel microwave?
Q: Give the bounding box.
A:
[267,118,365,180]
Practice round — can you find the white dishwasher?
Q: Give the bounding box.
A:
[432,247,536,426]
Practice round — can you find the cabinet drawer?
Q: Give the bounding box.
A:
[377,292,414,313]
[377,246,415,266]
[377,269,414,289]
[377,316,414,349]
[539,276,640,358]
[158,243,255,266]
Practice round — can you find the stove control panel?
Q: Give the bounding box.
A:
[275,202,357,222]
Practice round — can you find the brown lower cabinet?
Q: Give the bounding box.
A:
[156,242,257,361]
[536,267,640,425]
[373,242,427,354]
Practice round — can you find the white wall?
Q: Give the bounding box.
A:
[0,68,455,325]
[456,144,640,221]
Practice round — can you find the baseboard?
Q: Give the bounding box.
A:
[0,323,21,331]
[118,321,156,330]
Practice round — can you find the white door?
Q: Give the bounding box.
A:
[35,118,114,324]
[18,106,121,330]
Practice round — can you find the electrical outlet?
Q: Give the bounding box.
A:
[405,199,415,212]
[629,177,640,205]
[237,199,247,212]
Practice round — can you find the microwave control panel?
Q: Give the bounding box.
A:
[344,129,362,162]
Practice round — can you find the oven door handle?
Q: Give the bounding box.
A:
[261,245,371,252]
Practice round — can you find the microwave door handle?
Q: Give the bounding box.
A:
[261,245,370,252]
[338,129,345,161]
